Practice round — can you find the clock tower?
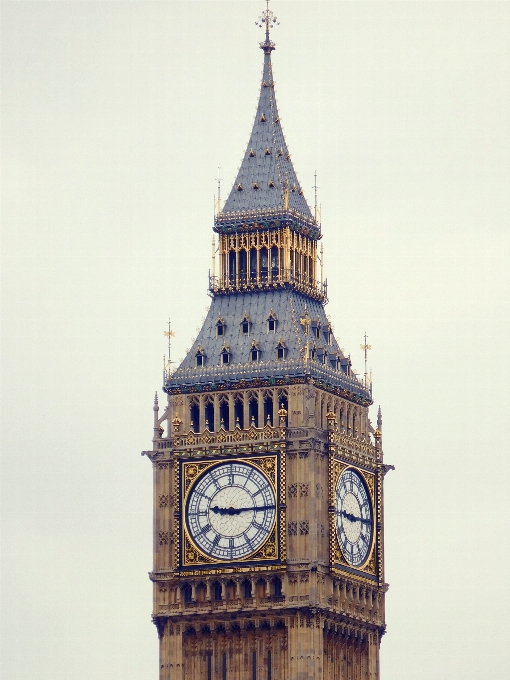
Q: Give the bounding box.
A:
[143,4,390,679]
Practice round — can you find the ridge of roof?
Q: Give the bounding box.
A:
[221,48,313,220]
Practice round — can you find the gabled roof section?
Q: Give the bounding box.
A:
[221,48,313,219]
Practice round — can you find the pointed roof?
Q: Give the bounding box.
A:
[221,45,313,219]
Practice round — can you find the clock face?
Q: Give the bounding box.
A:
[186,461,276,561]
[335,468,373,567]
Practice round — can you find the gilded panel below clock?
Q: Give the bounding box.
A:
[179,455,281,569]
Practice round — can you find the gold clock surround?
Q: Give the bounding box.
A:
[178,455,283,569]
[329,461,377,577]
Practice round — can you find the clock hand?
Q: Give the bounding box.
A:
[210,504,275,516]
[341,510,372,525]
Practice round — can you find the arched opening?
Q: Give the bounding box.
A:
[219,399,229,429]
[260,247,268,281]
[228,250,236,283]
[213,582,222,601]
[196,583,207,602]
[273,577,283,597]
[250,248,257,281]
[190,401,199,433]
[264,394,273,426]
[239,249,247,284]
[204,401,214,431]
[183,583,192,603]
[234,398,244,429]
[255,579,266,599]
[249,396,259,427]
[225,580,236,601]
[271,245,279,279]
[242,579,252,598]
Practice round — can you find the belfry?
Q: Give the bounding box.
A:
[143,3,390,679]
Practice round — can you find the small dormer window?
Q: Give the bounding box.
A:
[311,321,321,339]
[330,354,340,370]
[216,318,226,337]
[277,148,283,156]
[220,345,231,365]
[237,184,243,191]
[249,149,256,157]
[275,117,280,124]
[276,340,286,360]
[265,148,271,155]
[195,346,206,367]
[260,113,266,122]
[240,313,251,336]
[250,342,260,362]
[291,184,296,192]
[268,180,275,188]
[267,312,277,333]
[324,325,333,344]
[253,182,259,190]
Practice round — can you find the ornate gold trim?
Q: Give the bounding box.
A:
[180,456,280,568]
[329,464,376,576]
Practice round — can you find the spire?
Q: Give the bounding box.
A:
[221,3,312,219]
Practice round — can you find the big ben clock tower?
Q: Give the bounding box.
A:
[143,3,391,678]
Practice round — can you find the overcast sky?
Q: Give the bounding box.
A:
[2,1,510,679]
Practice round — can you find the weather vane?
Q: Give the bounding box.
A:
[256,0,279,49]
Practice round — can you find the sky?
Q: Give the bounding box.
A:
[2,1,509,679]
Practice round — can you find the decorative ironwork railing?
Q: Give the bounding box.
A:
[214,206,320,233]
[166,355,371,402]
[209,270,328,304]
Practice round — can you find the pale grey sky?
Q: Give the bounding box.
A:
[2,1,509,679]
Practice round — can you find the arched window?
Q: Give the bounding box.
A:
[204,400,214,431]
[220,344,231,365]
[264,393,273,425]
[189,400,199,433]
[239,249,247,284]
[242,580,252,598]
[271,245,279,279]
[183,583,192,603]
[273,577,282,597]
[234,397,244,429]
[267,311,277,333]
[240,313,251,335]
[219,398,229,429]
[250,248,257,281]
[213,582,222,601]
[276,340,287,360]
[216,317,226,337]
[228,250,236,283]
[260,247,268,281]
[250,342,260,362]
[195,345,205,367]
[249,396,258,427]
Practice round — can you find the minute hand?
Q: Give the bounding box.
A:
[341,510,372,525]
[210,504,276,516]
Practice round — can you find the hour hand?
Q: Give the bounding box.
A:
[341,510,371,525]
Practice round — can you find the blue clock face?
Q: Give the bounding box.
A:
[186,462,276,561]
[335,469,373,567]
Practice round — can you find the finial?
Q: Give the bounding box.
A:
[360,333,372,389]
[313,171,319,223]
[256,0,279,53]
[164,320,176,376]
[377,405,382,431]
[154,392,159,407]
[216,165,221,214]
